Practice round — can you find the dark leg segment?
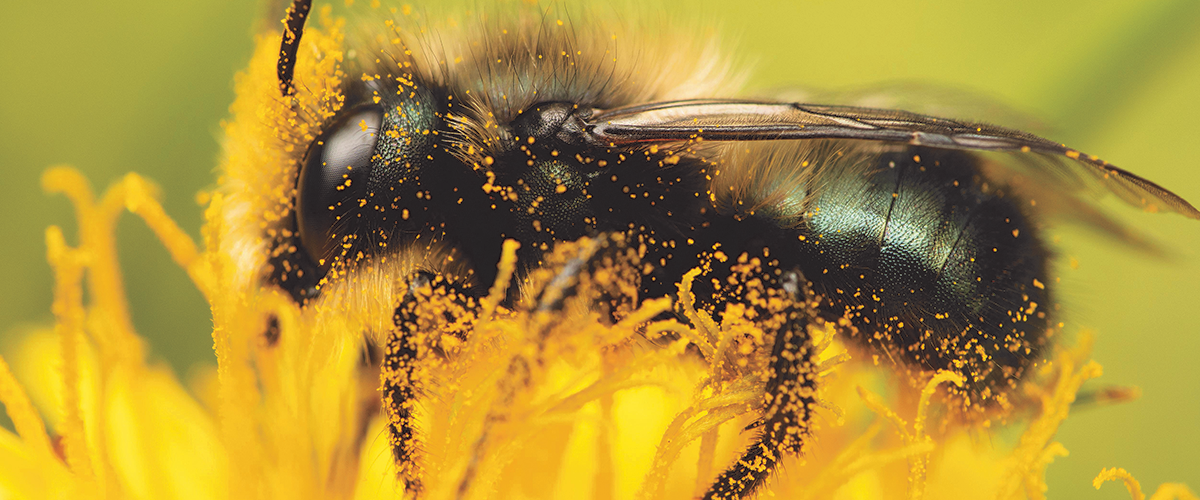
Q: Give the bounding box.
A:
[381,323,422,494]
[703,300,816,499]
[382,271,479,495]
[687,249,819,499]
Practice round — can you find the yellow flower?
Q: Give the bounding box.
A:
[1,6,1196,500]
[0,166,1196,500]
[1,169,225,500]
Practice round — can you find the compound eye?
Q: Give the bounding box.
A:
[297,106,384,265]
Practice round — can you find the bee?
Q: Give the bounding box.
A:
[215,0,1199,498]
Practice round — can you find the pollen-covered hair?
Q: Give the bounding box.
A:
[347,3,742,166]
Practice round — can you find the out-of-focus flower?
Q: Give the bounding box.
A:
[0,166,1195,500]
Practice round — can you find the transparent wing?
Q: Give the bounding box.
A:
[770,83,1048,133]
[578,99,1200,220]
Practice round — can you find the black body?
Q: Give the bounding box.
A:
[268,92,1056,499]
[273,84,1053,405]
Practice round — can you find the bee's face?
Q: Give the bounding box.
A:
[217,6,738,330]
[4,0,1198,496]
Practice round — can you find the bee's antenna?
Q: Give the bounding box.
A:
[277,0,313,96]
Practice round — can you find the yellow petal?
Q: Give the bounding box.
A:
[4,328,63,430]
[103,364,227,500]
[0,426,72,499]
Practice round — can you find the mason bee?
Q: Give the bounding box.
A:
[211,1,1200,498]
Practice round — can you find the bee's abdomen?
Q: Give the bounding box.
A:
[797,147,1052,405]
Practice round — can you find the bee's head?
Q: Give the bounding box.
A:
[294,80,445,270]
[216,2,475,312]
[226,0,736,309]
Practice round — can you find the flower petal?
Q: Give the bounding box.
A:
[104,364,227,500]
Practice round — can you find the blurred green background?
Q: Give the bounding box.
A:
[0,0,1196,497]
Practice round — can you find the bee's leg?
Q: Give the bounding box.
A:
[704,270,818,500]
[530,234,637,317]
[455,235,640,495]
[382,271,479,495]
